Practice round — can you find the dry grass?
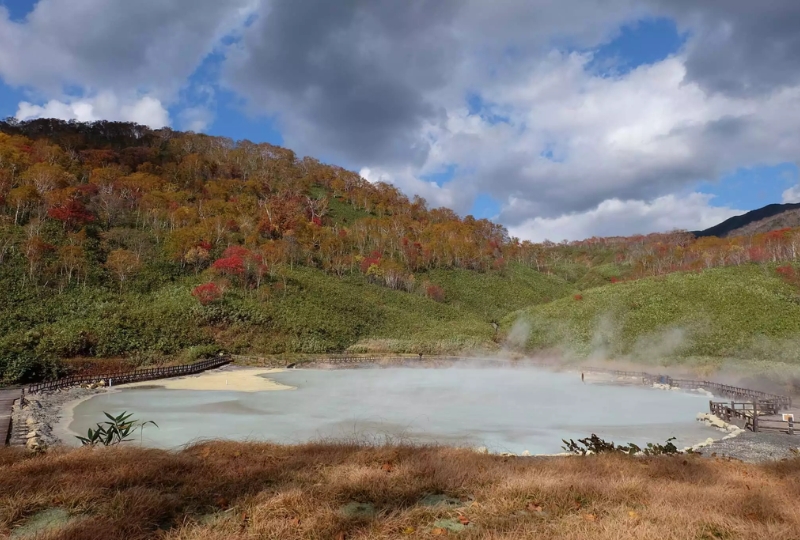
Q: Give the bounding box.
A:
[1,442,799,539]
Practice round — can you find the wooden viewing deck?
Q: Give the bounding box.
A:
[710,401,797,434]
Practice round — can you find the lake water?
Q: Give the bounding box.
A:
[67,367,717,454]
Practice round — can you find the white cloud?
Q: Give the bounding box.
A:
[348,51,800,240]
[16,93,170,128]
[420,54,800,223]
[782,185,800,204]
[359,166,473,211]
[178,106,214,133]
[3,1,800,241]
[508,193,742,242]
[0,0,255,97]
[0,0,255,129]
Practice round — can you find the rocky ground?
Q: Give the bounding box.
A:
[705,431,800,463]
[11,385,109,450]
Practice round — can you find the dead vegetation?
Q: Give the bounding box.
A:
[1,442,799,539]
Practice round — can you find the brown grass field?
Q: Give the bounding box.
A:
[1,442,799,539]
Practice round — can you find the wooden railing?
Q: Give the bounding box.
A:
[710,400,796,434]
[232,355,468,367]
[672,379,791,409]
[26,356,231,394]
[319,355,465,365]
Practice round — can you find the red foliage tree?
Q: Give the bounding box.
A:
[211,255,245,276]
[48,199,95,229]
[360,250,382,273]
[192,282,222,305]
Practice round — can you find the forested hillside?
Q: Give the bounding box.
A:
[2,119,800,384]
[0,119,576,383]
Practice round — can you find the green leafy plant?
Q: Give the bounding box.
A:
[76,411,158,447]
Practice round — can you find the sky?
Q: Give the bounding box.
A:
[1,0,800,242]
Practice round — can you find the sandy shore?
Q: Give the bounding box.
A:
[14,366,295,448]
[120,366,295,392]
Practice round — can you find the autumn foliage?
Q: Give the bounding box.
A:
[211,255,245,276]
[192,282,222,305]
[47,199,95,228]
[2,118,800,302]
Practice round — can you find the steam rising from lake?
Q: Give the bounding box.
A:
[68,366,716,454]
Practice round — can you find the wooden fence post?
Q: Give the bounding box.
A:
[752,400,758,433]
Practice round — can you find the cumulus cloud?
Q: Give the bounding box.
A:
[360,166,474,212]
[783,185,800,204]
[508,193,743,242]
[0,0,254,96]
[15,93,170,128]
[223,0,464,167]
[438,54,800,224]
[220,0,800,240]
[222,0,650,167]
[3,0,800,240]
[653,0,800,97]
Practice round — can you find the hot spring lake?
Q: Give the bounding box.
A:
[65,367,717,454]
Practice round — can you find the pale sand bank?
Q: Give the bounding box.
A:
[120,367,295,392]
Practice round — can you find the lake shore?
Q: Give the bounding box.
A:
[13,366,295,449]
[12,365,789,460]
[119,366,295,392]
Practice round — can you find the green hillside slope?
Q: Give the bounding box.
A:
[0,262,571,383]
[503,264,800,366]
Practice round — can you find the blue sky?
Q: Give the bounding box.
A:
[1,0,799,240]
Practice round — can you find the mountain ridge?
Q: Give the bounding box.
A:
[692,202,800,238]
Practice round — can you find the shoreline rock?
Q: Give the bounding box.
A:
[11,386,109,450]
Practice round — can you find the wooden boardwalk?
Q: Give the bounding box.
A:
[26,356,231,394]
[0,388,22,446]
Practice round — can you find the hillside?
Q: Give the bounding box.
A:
[0,119,573,384]
[692,203,800,238]
[504,264,800,375]
[4,118,800,385]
